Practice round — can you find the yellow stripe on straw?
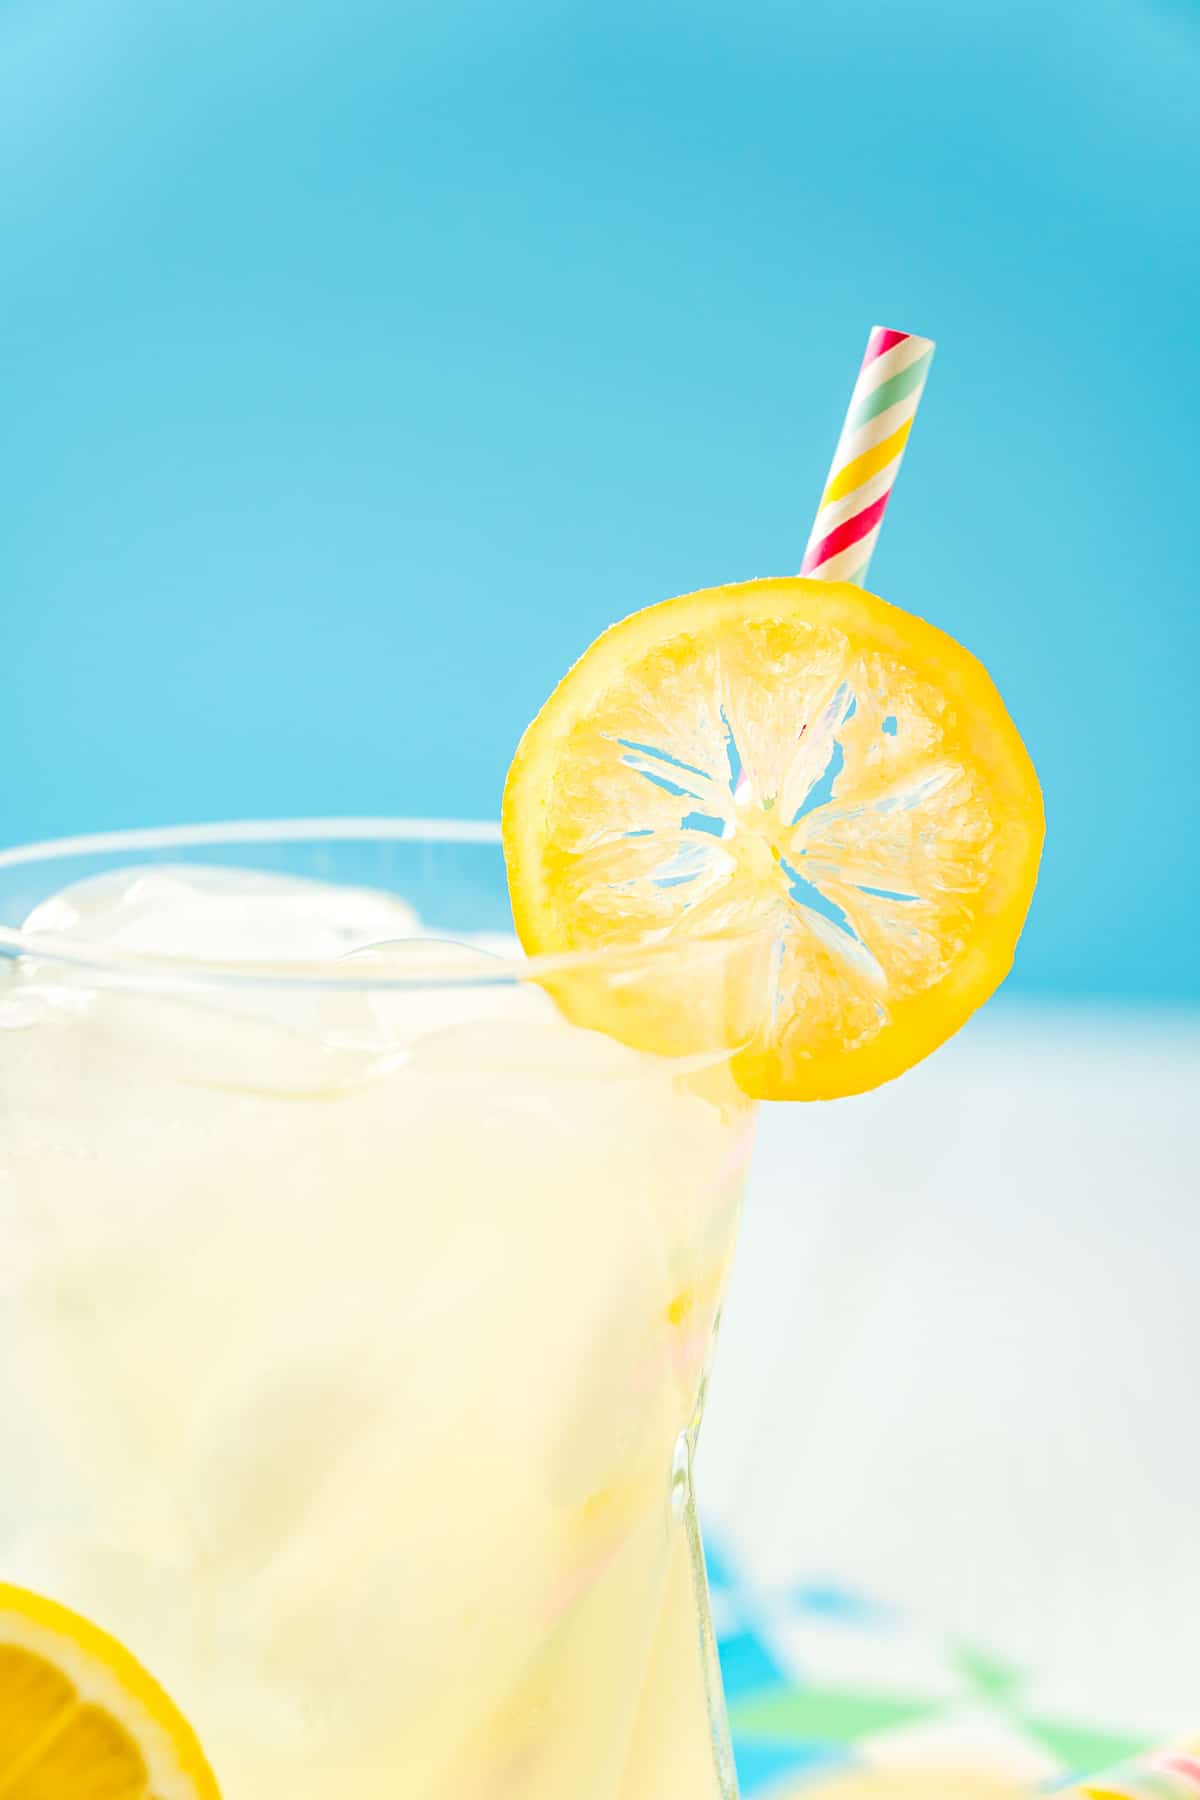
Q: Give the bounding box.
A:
[821,416,914,506]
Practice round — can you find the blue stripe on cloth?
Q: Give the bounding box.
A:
[789,1583,884,1622]
[718,1632,787,1700]
[705,1539,737,1593]
[734,1739,852,1795]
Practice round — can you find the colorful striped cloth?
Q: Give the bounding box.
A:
[709,1539,1157,1798]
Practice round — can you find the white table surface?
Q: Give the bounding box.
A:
[701,1001,1200,1742]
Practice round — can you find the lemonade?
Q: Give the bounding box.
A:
[0,829,755,1798]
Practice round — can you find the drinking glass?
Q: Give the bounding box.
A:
[0,821,759,1799]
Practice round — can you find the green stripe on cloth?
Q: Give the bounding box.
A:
[1030,1720,1155,1780]
[953,1645,1026,1705]
[728,1687,940,1744]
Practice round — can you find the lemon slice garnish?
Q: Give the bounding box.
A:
[503,578,1043,1099]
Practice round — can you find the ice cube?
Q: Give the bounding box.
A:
[10,866,440,1092]
[21,865,422,962]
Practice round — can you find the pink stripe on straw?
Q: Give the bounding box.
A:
[801,491,889,573]
[1162,1757,1200,1785]
[863,326,911,365]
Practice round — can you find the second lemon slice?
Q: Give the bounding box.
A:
[0,1584,220,1800]
[503,578,1043,1100]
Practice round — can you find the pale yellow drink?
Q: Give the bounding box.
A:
[0,826,754,1798]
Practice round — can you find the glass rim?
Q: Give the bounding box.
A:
[0,816,760,992]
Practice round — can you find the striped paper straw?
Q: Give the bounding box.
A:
[800,325,935,586]
[1058,1741,1200,1798]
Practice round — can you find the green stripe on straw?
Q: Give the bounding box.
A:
[840,556,872,587]
[845,348,933,433]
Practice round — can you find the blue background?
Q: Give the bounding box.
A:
[2,0,1196,1002]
